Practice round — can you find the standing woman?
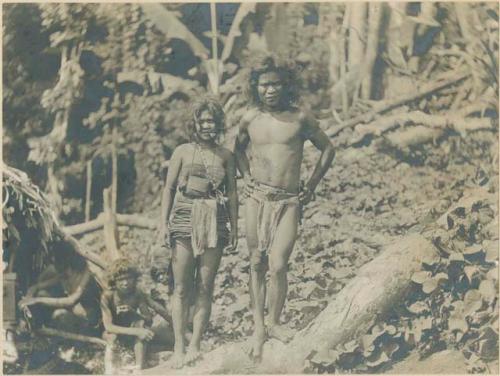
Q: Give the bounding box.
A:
[158,97,238,367]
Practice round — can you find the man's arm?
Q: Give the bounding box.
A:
[224,152,239,249]
[234,108,261,179]
[25,269,61,297]
[234,119,251,179]
[301,113,335,194]
[30,270,91,308]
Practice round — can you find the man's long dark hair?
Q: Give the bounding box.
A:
[245,53,301,109]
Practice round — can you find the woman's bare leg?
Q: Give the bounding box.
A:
[171,238,195,368]
[185,244,223,365]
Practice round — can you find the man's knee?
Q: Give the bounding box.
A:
[269,259,288,275]
[173,283,189,300]
[197,281,214,299]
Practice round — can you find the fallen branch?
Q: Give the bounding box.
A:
[37,326,107,347]
[326,70,471,138]
[116,214,156,229]
[382,126,444,149]
[55,227,107,270]
[349,111,493,145]
[64,213,156,236]
[64,214,105,236]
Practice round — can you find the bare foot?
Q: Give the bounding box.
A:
[268,325,294,343]
[244,332,266,363]
[184,346,202,366]
[170,352,185,369]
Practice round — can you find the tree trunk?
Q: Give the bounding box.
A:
[263,3,289,52]
[338,5,350,116]
[85,160,92,222]
[111,126,118,214]
[64,213,157,236]
[37,327,107,347]
[346,2,366,106]
[347,3,366,73]
[102,187,120,260]
[350,111,493,145]
[145,234,439,374]
[361,3,382,99]
[325,69,470,138]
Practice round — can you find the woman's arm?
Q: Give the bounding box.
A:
[159,145,184,240]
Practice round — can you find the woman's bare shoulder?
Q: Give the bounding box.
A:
[171,142,194,160]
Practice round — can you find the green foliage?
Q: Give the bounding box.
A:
[306,194,498,373]
[2,4,56,181]
[6,2,497,219]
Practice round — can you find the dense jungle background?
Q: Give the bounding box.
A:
[3,2,499,374]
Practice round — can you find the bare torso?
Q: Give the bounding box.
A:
[247,110,305,193]
[177,143,229,190]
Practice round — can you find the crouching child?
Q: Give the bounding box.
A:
[101,258,173,373]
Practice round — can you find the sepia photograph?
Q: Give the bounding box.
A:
[2,1,499,374]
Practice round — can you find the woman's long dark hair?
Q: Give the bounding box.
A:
[187,96,225,144]
[245,53,301,109]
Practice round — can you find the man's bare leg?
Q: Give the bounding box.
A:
[245,199,267,361]
[268,204,299,343]
[171,238,195,368]
[185,244,223,365]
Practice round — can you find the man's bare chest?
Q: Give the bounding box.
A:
[248,114,303,145]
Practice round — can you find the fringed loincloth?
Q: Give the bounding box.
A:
[169,192,229,256]
[248,182,301,254]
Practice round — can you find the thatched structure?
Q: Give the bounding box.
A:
[2,163,106,292]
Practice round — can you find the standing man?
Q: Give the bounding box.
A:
[235,54,335,361]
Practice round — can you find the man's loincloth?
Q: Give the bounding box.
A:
[247,182,301,254]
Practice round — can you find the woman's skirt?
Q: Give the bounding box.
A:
[169,193,229,255]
